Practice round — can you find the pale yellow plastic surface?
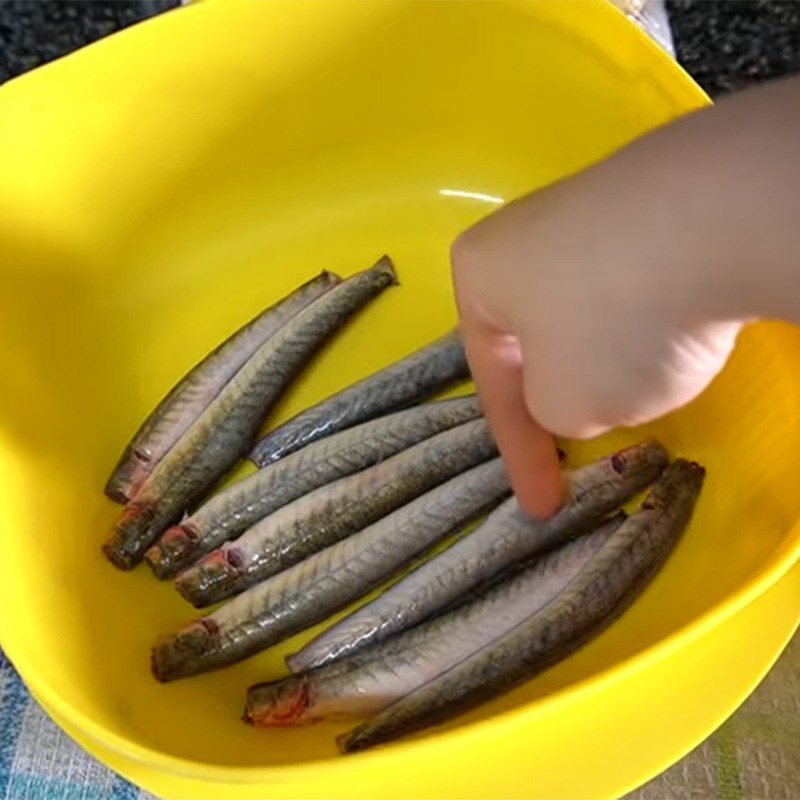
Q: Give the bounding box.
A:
[0,1,799,798]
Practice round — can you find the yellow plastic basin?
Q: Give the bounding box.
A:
[0,1,799,798]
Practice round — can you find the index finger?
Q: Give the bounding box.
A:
[458,312,563,519]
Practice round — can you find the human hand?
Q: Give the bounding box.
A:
[450,93,768,517]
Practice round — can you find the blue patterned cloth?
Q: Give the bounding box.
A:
[0,652,147,800]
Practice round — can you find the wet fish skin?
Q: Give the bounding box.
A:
[245,515,623,727]
[152,423,500,681]
[290,439,669,673]
[173,417,497,608]
[170,459,509,678]
[144,395,481,579]
[339,459,704,753]
[105,271,340,503]
[250,330,469,467]
[103,257,397,570]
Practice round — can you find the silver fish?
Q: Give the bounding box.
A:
[250,330,469,467]
[290,439,669,673]
[173,417,497,608]
[339,459,704,753]
[152,423,500,681]
[103,257,397,570]
[105,271,339,503]
[166,460,508,681]
[145,396,481,579]
[244,515,623,726]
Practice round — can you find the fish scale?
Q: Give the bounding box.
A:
[339,459,705,753]
[244,515,623,727]
[173,417,498,608]
[145,395,481,578]
[105,271,339,504]
[103,256,397,570]
[163,459,509,676]
[289,439,670,673]
[151,427,504,682]
[249,330,470,467]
